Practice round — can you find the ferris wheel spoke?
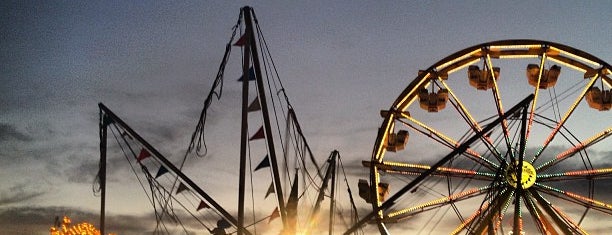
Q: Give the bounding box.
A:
[529,188,590,234]
[397,113,499,170]
[384,186,492,222]
[550,203,591,234]
[450,201,490,235]
[439,78,505,163]
[536,127,612,171]
[522,190,559,234]
[512,190,524,235]
[526,54,549,142]
[534,183,612,214]
[485,53,514,161]
[470,188,513,235]
[538,167,612,182]
[363,160,497,181]
[532,74,601,164]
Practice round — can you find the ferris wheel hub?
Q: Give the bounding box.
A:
[505,161,537,189]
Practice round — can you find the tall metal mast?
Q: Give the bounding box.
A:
[328,153,337,235]
[241,5,287,230]
[306,150,338,234]
[99,112,108,235]
[237,6,252,235]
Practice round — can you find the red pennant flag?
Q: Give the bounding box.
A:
[264,182,275,199]
[137,148,151,162]
[197,201,210,211]
[268,207,280,224]
[249,127,265,141]
[176,183,188,194]
[233,34,246,46]
[247,98,261,112]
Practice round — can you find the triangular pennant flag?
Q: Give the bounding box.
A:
[155,166,169,179]
[247,97,261,112]
[176,183,188,194]
[264,182,275,199]
[197,201,210,211]
[268,207,280,224]
[217,219,231,229]
[233,34,247,46]
[137,148,151,162]
[254,155,270,171]
[249,127,265,141]
[237,67,256,81]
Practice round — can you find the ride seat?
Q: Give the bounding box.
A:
[418,88,449,112]
[585,86,611,111]
[526,64,561,89]
[468,65,500,90]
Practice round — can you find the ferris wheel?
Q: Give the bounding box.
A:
[361,40,611,234]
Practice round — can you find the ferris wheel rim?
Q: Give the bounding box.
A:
[368,39,611,234]
[389,39,611,111]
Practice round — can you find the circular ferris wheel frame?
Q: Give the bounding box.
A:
[367,39,611,234]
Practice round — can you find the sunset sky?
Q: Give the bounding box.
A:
[1,1,610,234]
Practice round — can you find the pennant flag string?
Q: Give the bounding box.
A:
[216,219,231,229]
[155,166,169,179]
[233,34,246,46]
[197,201,210,211]
[176,183,189,194]
[254,155,270,171]
[249,127,265,141]
[137,148,151,162]
[237,67,256,82]
[268,207,280,224]
[264,182,275,199]
[247,97,261,112]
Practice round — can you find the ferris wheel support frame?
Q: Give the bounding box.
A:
[349,39,611,234]
[344,94,534,234]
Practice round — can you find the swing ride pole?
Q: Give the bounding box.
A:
[305,151,337,234]
[98,103,252,235]
[243,6,288,228]
[99,110,108,235]
[329,151,338,235]
[237,6,252,234]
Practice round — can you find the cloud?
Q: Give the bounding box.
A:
[0,184,44,207]
[0,206,157,235]
[0,123,32,142]
[0,204,281,235]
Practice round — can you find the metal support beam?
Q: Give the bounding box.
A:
[305,150,337,234]
[243,6,287,228]
[344,94,534,235]
[98,103,252,235]
[99,111,108,235]
[237,6,252,234]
